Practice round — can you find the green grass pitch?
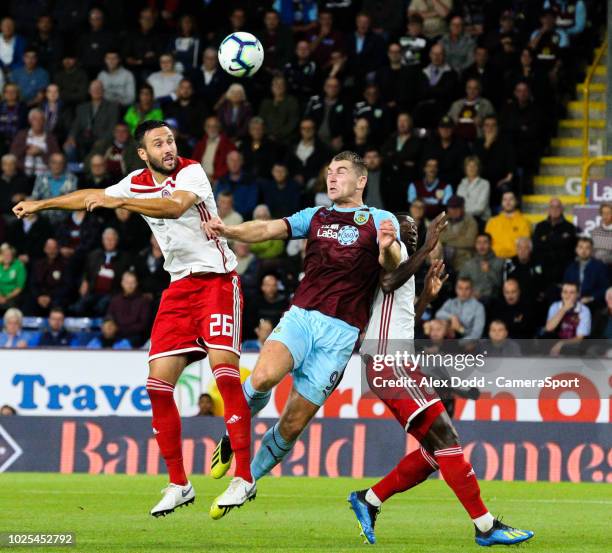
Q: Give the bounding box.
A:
[1,473,610,552]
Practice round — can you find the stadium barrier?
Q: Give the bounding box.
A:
[0,417,610,482]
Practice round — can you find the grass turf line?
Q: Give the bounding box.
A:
[0,474,610,552]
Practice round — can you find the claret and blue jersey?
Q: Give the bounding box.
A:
[268,204,400,407]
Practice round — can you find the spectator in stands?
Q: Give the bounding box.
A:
[240,117,276,180]
[65,80,119,161]
[259,75,300,144]
[260,9,295,74]
[55,209,102,265]
[504,236,546,302]
[346,117,371,157]
[440,15,476,74]
[37,307,72,347]
[0,83,27,153]
[31,153,77,224]
[215,83,252,143]
[407,158,452,219]
[0,17,26,73]
[27,238,68,316]
[41,84,71,146]
[260,162,301,219]
[307,11,346,69]
[415,43,459,128]
[591,287,612,340]
[463,46,501,109]
[9,49,49,107]
[53,52,89,112]
[0,404,17,415]
[457,155,490,221]
[485,191,531,259]
[190,48,229,112]
[233,240,260,299]
[162,79,206,147]
[72,227,131,316]
[134,235,169,305]
[245,273,289,339]
[86,123,142,182]
[123,7,162,81]
[488,279,535,339]
[532,198,577,283]
[249,205,285,260]
[440,195,477,273]
[529,9,568,69]
[286,117,330,189]
[29,15,63,73]
[78,8,115,78]
[459,233,503,303]
[242,318,274,353]
[304,76,348,151]
[346,12,386,81]
[86,317,131,349]
[352,84,389,146]
[0,243,26,311]
[545,281,591,355]
[192,116,236,184]
[381,112,422,190]
[284,40,320,105]
[362,147,389,210]
[217,191,243,227]
[108,207,150,255]
[215,151,258,220]
[396,14,431,70]
[375,42,413,114]
[435,276,485,340]
[591,203,612,267]
[124,84,163,135]
[107,271,151,348]
[422,115,470,187]
[311,165,333,208]
[505,47,552,106]
[563,237,609,307]
[408,0,452,39]
[97,50,136,108]
[473,115,515,207]
[170,15,201,73]
[447,78,495,143]
[6,211,52,263]
[487,319,521,356]
[196,393,215,416]
[147,53,183,100]
[0,307,29,348]
[0,153,30,215]
[11,108,60,178]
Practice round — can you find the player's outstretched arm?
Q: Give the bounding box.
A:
[378,218,402,271]
[380,212,448,294]
[84,190,197,219]
[414,260,449,323]
[204,216,289,243]
[13,189,106,218]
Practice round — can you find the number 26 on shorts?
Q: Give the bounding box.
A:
[209,314,234,337]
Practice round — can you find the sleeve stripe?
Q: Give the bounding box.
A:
[282,218,293,239]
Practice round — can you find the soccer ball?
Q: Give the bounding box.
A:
[218,32,264,78]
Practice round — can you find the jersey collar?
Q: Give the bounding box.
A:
[329,204,368,213]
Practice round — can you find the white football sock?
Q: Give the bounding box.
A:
[365,488,382,507]
[473,512,495,532]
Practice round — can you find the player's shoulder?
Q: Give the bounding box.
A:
[367,206,399,227]
[174,157,205,177]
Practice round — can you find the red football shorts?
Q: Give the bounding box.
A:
[149,272,243,362]
[366,357,444,442]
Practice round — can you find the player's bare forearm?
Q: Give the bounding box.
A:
[379,241,401,272]
[13,189,101,217]
[116,197,190,219]
[381,245,429,294]
[221,219,288,242]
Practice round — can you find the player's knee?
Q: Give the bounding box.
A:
[250,367,277,392]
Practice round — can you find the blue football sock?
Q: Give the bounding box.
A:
[251,422,294,480]
[243,375,271,417]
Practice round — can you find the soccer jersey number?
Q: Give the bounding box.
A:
[210,314,234,337]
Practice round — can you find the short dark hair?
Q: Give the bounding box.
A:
[457,276,473,286]
[577,236,593,246]
[49,307,64,316]
[199,393,212,401]
[134,120,170,147]
[332,151,367,177]
[562,281,578,291]
[490,319,508,329]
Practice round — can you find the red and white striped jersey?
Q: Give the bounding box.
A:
[105,157,236,281]
[362,242,415,355]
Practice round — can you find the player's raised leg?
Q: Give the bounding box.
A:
[147,354,195,517]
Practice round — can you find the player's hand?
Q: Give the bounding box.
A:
[203,216,226,240]
[13,200,41,219]
[84,191,121,211]
[424,212,448,251]
[423,259,449,299]
[378,219,396,250]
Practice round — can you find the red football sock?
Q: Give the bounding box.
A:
[212,364,252,482]
[146,377,187,485]
[434,445,488,519]
[372,447,437,502]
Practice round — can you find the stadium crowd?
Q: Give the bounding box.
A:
[0,0,610,354]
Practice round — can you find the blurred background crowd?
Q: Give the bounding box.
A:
[0,0,609,355]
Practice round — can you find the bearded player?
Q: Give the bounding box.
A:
[13,120,254,517]
[203,151,401,519]
[348,213,534,547]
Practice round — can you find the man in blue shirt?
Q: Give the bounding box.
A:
[9,48,49,107]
